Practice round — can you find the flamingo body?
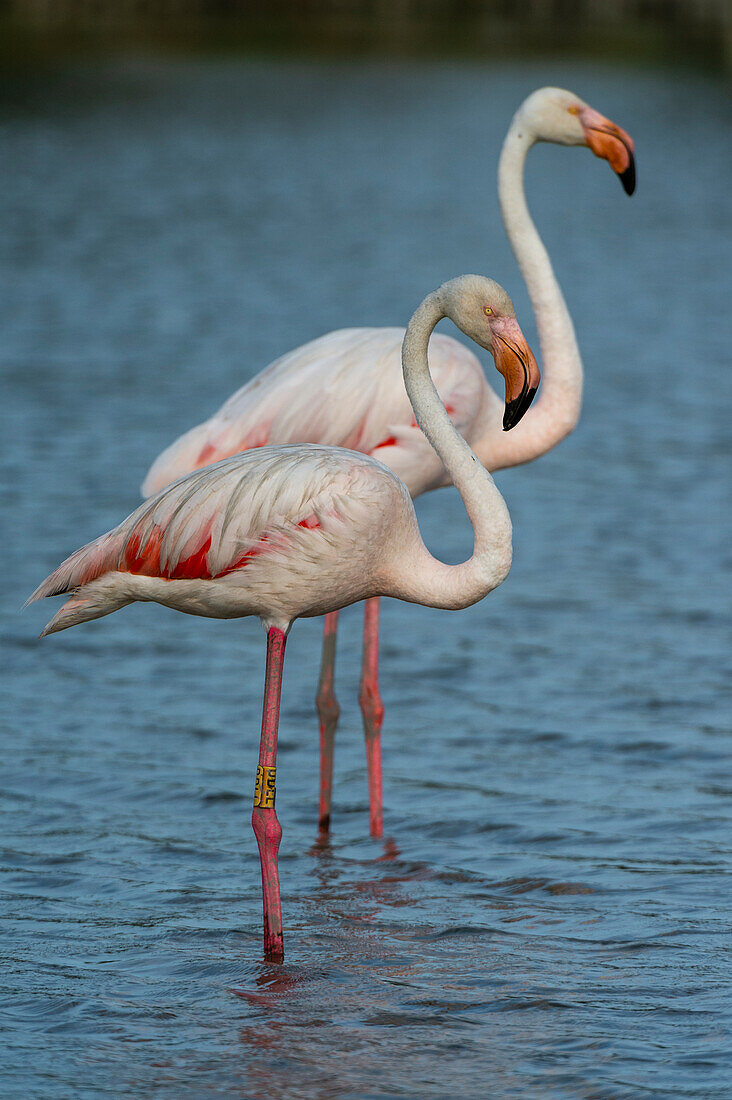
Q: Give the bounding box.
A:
[142,329,496,501]
[31,446,420,635]
[142,88,635,507]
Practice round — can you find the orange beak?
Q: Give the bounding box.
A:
[491,319,541,431]
[579,107,636,195]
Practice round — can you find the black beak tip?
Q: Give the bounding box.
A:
[503,387,538,431]
[619,156,636,196]
[502,398,519,431]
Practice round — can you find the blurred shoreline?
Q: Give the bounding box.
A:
[2,1,730,73]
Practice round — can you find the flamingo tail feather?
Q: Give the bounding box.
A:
[24,533,117,608]
[38,587,132,637]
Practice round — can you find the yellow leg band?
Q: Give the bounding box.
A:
[254,765,276,809]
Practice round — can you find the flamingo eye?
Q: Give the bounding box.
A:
[568,105,580,115]
[484,306,493,317]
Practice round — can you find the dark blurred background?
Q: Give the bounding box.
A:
[1,0,730,70]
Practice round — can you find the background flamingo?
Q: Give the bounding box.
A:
[141,86,635,839]
[28,276,538,961]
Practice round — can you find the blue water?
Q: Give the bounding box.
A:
[2,56,731,1098]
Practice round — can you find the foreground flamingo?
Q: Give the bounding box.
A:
[141,87,635,840]
[28,277,538,961]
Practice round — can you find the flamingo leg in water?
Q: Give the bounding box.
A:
[315,611,340,833]
[251,627,287,962]
[359,597,384,838]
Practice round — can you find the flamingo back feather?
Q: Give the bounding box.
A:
[29,446,405,634]
[141,328,488,497]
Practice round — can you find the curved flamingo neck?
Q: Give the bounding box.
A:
[475,117,584,469]
[388,294,512,610]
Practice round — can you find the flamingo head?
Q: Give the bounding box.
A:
[517,87,636,195]
[440,275,541,431]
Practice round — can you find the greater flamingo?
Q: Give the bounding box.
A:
[142,86,635,839]
[28,277,538,961]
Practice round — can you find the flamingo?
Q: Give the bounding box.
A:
[141,86,635,840]
[28,276,538,961]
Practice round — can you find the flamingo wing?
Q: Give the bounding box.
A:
[141,328,489,497]
[30,446,389,606]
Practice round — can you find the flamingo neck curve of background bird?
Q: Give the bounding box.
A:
[471,87,634,472]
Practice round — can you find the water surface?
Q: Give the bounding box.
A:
[2,56,731,1098]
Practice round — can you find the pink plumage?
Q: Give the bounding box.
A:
[29,445,413,637]
[142,328,488,500]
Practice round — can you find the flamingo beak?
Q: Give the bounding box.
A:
[491,319,541,431]
[579,107,636,195]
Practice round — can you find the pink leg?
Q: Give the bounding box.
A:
[316,611,340,833]
[251,627,287,962]
[359,597,384,838]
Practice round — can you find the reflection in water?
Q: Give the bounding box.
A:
[233,837,415,1100]
[232,836,605,1100]
[235,837,440,1100]
[2,55,730,1100]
